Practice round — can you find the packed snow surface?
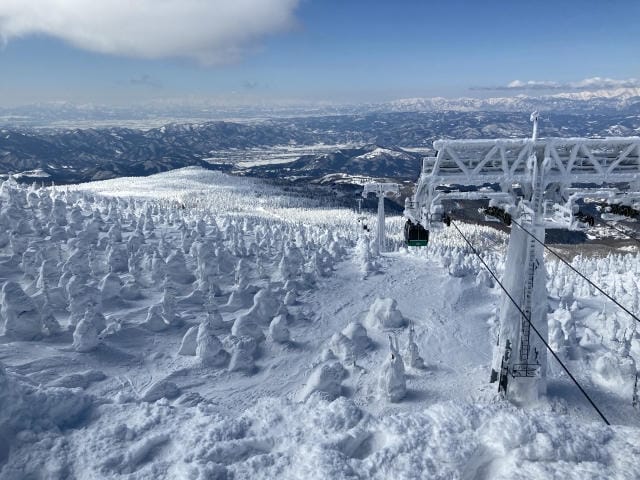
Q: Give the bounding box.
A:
[0,167,639,479]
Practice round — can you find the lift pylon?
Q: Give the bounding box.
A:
[362,183,399,254]
[405,113,640,403]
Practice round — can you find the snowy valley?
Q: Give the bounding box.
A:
[0,166,639,479]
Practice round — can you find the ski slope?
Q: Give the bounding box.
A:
[1,167,640,479]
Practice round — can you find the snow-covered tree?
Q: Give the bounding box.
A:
[379,335,406,402]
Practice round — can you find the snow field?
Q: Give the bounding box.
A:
[7,392,640,479]
[0,167,639,478]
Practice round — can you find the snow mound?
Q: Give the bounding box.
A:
[141,380,181,403]
[364,297,406,330]
[330,332,356,364]
[0,361,92,471]
[299,361,347,401]
[48,370,106,389]
[592,352,637,398]
[342,320,372,353]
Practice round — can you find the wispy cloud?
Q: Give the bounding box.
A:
[472,77,640,91]
[0,0,300,65]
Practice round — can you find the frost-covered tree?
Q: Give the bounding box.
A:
[222,275,253,312]
[406,322,425,369]
[204,293,226,330]
[178,325,198,356]
[72,308,101,352]
[379,335,406,402]
[250,288,281,325]
[269,315,290,343]
[107,244,129,273]
[165,249,195,285]
[143,304,170,332]
[228,336,258,373]
[0,281,43,340]
[355,236,377,279]
[196,319,229,367]
[231,311,265,341]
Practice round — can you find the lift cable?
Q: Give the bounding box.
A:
[510,218,640,327]
[596,219,640,247]
[449,219,611,425]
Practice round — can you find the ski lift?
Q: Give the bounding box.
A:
[575,211,595,227]
[607,203,639,219]
[482,206,512,226]
[356,215,369,232]
[404,220,429,246]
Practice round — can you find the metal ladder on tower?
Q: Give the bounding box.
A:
[512,150,544,378]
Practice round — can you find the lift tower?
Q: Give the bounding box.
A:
[405,113,640,403]
[363,182,399,254]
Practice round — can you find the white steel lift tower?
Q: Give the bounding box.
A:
[363,182,399,254]
[405,113,640,403]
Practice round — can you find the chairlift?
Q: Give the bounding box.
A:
[404,220,429,246]
[482,206,511,226]
[575,211,595,227]
[608,204,639,219]
[356,215,369,232]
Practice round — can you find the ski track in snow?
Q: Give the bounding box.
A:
[0,167,639,479]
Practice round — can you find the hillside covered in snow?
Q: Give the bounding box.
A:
[1,167,640,479]
[2,110,639,184]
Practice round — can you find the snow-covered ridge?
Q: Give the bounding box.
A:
[386,87,640,112]
[549,87,640,101]
[354,146,416,161]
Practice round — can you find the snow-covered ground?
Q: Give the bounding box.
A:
[203,143,361,169]
[1,167,640,479]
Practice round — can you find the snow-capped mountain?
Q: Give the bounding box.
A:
[241,145,422,180]
[1,109,638,184]
[383,87,640,113]
[2,87,640,129]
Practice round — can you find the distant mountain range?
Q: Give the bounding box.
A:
[380,88,640,114]
[2,87,640,128]
[1,109,638,184]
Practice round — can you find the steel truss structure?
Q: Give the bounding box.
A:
[405,113,640,402]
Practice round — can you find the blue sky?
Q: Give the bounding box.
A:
[0,0,638,106]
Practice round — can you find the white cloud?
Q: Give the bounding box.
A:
[0,0,300,65]
[475,77,640,92]
[506,80,561,89]
[569,77,640,89]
